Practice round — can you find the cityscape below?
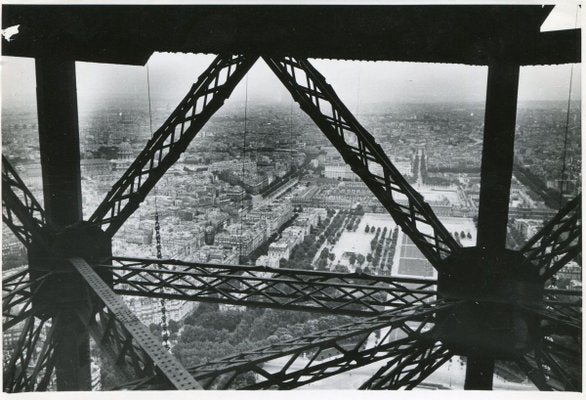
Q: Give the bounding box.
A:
[2,61,581,390]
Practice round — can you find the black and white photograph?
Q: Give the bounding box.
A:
[0,1,582,394]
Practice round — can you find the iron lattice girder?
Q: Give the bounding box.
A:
[2,269,51,331]
[540,290,582,333]
[263,56,459,271]
[69,257,202,390]
[0,48,582,392]
[115,299,455,390]
[81,303,156,384]
[2,156,52,250]
[521,194,581,282]
[516,337,582,391]
[105,257,437,316]
[359,340,452,389]
[105,256,578,319]
[89,54,258,237]
[1,160,199,390]
[521,301,581,336]
[3,315,59,392]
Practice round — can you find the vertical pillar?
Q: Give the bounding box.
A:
[35,58,91,391]
[35,58,82,229]
[465,357,495,390]
[476,63,520,252]
[470,64,520,390]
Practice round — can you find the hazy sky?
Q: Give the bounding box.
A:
[1,3,581,112]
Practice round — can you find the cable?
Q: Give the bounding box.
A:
[290,98,294,174]
[146,63,170,351]
[146,64,154,134]
[558,4,580,207]
[239,74,249,260]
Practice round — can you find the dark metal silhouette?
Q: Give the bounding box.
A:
[1,5,581,391]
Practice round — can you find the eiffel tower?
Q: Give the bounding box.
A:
[2,4,581,392]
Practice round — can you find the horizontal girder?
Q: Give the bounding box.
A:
[69,257,202,390]
[105,257,437,317]
[2,5,579,65]
[114,299,455,390]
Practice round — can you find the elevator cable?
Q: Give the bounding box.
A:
[146,64,171,350]
[290,98,294,174]
[558,4,580,207]
[239,74,249,261]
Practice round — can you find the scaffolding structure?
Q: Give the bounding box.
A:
[1,4,581,391]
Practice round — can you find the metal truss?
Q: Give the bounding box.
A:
[521,194,581,282]
[104,257,437,317]
[2,268,52,331]
[80,296,157,384]
[70,257,202,390]
[522,302,581,336]
[2,155,52,250]
[516,339,581,391]
[114,299,456,390]
[0,85,207,390]
[359,340,452,389]
[1,51,582,393]
[263,56,460,271]
[3,314,58,392]
[89,54,258,237]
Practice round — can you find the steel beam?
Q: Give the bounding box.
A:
[520,194,581,281]
[69,257,202,390]
[2,156,53,250]
[264,56,459,271]
[113,300,455,390]
[89,55,258,236]
[104,257,437,317]
[470,63,520,390]
[464,357,494,390]
[35,58,83,229]
[33,57,90,391]
[476,64,520,252]
[359,340,452,389]
[2,269,51,331]
[3,315,59,392]
[516,343,581,391]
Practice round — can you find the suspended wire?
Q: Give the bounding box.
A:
[558,4,580,207]
[289,98,294,174]
[146,63,170,351]
[239,74,249,260]
[146,64,154,134]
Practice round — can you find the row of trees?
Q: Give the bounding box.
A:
[163,303,355,388]
[452,230,472,246]
[368,227,398,269]
[345,214,362,232]
[281,210,351,271]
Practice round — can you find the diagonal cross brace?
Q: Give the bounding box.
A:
[520,193,581,281]
[113,299,456,390]
[89,54,258,237]
[69,257,202,390]
[2,156,53,250]
[359,340,452,389]
[263,56,459,271]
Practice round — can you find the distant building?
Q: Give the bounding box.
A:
[268,241,290,268]
[204,225,215,245]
